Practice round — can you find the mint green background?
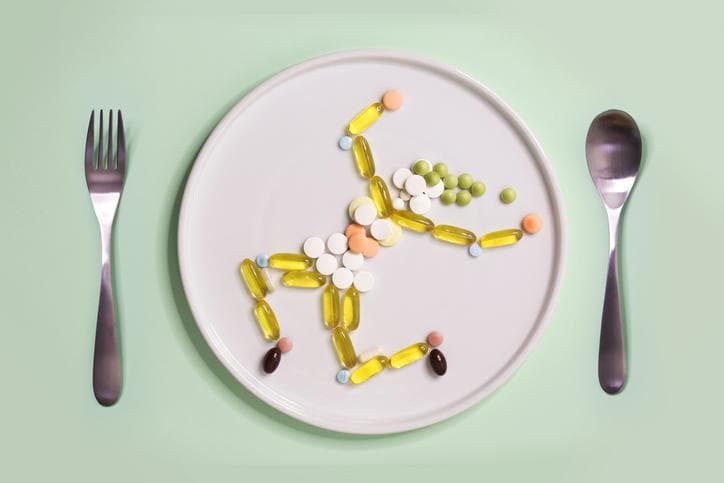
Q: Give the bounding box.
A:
[2,1,722,481]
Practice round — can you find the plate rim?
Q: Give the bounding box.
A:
[177,48,568,434]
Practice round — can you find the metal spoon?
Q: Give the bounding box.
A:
[585,109,642,395]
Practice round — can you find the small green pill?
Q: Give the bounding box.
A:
[413,160,431,175]
[500,187,517,204]
[456,190,472,206]
[470,181,486,197]
[433,162,448,177]
[458,173,473,190]
[424,171,440,187]
[440,189,456,205]
[443,174,458,189]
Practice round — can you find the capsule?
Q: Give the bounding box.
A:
[428,349,447,376]
[253,299,280,341]
[350,355,388,384]
[342,286,360,331]
[262,347,282,374]
[479,228,524,248]
[240,258,268,300]
[347,102,384,135]
[269,253,313,271]
[322,282,340,329]
[391,210,435,232]
[389,342,429,369]
[281,270,327,288]
[432,224,477,245]
[351,136,376,179]
[331,326,357,368]
[369,176,393,217]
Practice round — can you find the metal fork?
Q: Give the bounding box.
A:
[85,110,126,406]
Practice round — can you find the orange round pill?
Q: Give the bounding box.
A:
[521,213,542,234]
[382,90,403,111]
[348,233,368,254]
[345,223,366,239]
[362,238,380,258]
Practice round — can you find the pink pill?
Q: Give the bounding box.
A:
[348,233,368,254]
[382,90,403,111]
[427,331,444,347]
[345,223,366,238]
[361,238,379,258]
[277,337,293,353]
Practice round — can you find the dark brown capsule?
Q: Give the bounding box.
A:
[428,349,447,376]
[262,347,282,374]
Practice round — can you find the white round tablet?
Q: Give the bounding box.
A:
[347,196,375,219]
[392,198,406,210]
[316,253,338,275]
[353,271,375,292]
[379,221,402,247]
[399,190,411,201]
[327,233,348,255]
[404,174,426,196]
[353,203,377,226]
[370,219,393,240]
[410,194,432,214]
[332,267,354,289]
[392,168,413,189]
[424,180,444,198]
[342,250,364,271]
[302,236,325,258]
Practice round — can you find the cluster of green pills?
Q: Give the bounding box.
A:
[412,160,486,207]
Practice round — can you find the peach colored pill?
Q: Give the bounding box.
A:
[362,238,380,258]
[521,213,542,234]
[427,331,444,347]
[382,90,403,111]
[277,337,293,353]
[345,223,366,238]
[348,233,368,254]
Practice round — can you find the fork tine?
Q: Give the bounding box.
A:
[108,109,114,168]
[85,111,95,171]
[99,110,104,169]
[117,110,126,174]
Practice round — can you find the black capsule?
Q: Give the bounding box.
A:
[428,349,447,376]
[262,347,282,373]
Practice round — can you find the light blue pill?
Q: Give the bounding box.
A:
[255,253,269,268]
[336,369,350,384]
[468,243,483,258]
[338,136,353,150]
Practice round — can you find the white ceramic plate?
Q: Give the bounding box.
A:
[178,50,566,434]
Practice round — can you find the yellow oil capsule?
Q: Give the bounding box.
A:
[281,270,327,288]
[342,287,360,331]
[347,102,384,135]
[389,342,429,369]
[351,135,376,179]
[432,224,477,245]
[350,355,388,384]
[269,253,313,271]
[240,259,268,300]
[331,326,357,368]
[253,299,280,341]
[391,210,435,232]
[322,282,340,329]
[369,176,393,217]
[479,228,524,248]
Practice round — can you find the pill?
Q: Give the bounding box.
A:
[479,228,523,248]
[392,197,406,210]
[332,267,354,289]
[342,286,360,331]
[443,174,458,189]
[424,181,444,199]
[303,237,325,258]
[369,176,394,217]
[440,189,456,205]
[404,174,426,196]
[338,135,353,150]
[347,102,384,135]
[391,210,435,232]
[358,346,383,363]
[389,342,429,369]
[281,270,326,288]
[269,253,313,271]
[381,89,403,110]
[409,194,432,214]
[392,168,413,189]
[327,232,349,255]
[348,233,368,253]
[347,196,375,219]
[342,250,364,270]
[332,326,357,368]
[470,181,486,197]
[370,219,392,240]
[345,223,366,238]
[458,173,473,189]
[500,187,517,204]
[316,253,338,276]
[336,368,350,384]
[379,221,402,247]
[352,135,376,179]
[424,171,440,187]
[255,253,269,268]
[353,270,375,292]
[322,281,340,328]
[350,355,388,384]
[522,213,542,234]
[361,238,380,258]
[253,299,280,341]
[455,190,472,206]
[260,268,275,291]
[427,331,444,347]
[399,190,411,201]
[262,347,282,374]
[468,243,483,257]
[240,259,268,300]
[432,224,476,245]
[428,349,447,376]
[433,162,448,177]
[277,337,293,353]
[412,159,431,175]
[353,203,377,226]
